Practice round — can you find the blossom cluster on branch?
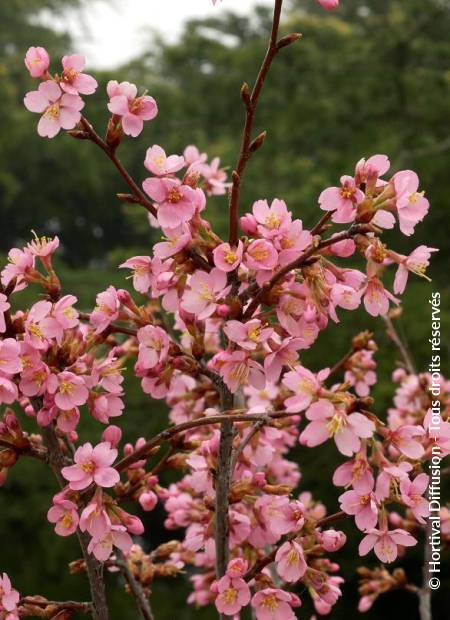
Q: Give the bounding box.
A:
[0,1,448,619]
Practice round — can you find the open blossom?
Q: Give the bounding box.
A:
[47,499,79,536]
[393,245,438,294]
[24,80,84,138]
[0,339,22,376]
[359,527,416,563]
[62,442,120,490]
[154,224,191,259]
[39,295,79,343]
[251,588,300,620]
[144,145,185,176]
[47,371,89,410]
[211,350,265,393]
[363,277,399,317]
[339,488,378,531]
[181,268,231,319]
[223,319,272,351]
[399,473,429,523]
[88,524,133,561]
[333,456,374,494]
[299,400,375,456]
[213,241,243,272]
[252,198,291,239]
[282,365,328,412]
[137,325,170,369]
[119,256,153,293]
[0,573,19,614]
[388,424,425,459]
[319,175,364,223]
[212,574,251,616]
[0,294,10,333]
[90,286,120,333]
[392,170,429,236]
[265,336,304,383]
[60,54,97,95]
[245,239,278,271]
[143,177,197,227]
[107,80,157,137]
[25,46,50,77]
[275,540,307,582]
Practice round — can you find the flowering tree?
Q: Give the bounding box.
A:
[1,1,448,619]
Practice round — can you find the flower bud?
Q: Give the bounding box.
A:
[240,214,257,235]
[138,491,158,512]
[321,529,347,552]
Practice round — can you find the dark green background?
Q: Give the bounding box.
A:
[0,0,449,618]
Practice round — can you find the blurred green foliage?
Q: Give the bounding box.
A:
[0,0,449,619]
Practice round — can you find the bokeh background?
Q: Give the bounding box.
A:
[1,0,449,618]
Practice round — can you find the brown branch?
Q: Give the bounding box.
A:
[115,550,154,620]
[115,409,298,473]
[228,0,300,245]
[78,117,157,216]
[42,425,110,620]
[20,597,92,614]
[230,417,268,473]
[0,438,47,462]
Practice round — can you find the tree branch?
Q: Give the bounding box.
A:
[382,314,416,374]
[115,550,154,620]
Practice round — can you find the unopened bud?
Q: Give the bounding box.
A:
[249,131,267,153]
[276,32,302,50]
[240,82,251,107]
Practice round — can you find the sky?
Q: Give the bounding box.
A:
[42,0,273,69]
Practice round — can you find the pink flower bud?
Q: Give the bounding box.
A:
[240,213,257,235]
[216,304,230,318]
[102,425,122,447]
[123,514,145,535]
[321,529,347,552]
[317,0,339,10]
[25,46,50,78]
[138,491,158,511]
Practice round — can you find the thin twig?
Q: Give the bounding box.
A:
[382,314,416,374]
[115,550,154,620]
[230,417,268,472]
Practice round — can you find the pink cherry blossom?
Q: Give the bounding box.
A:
[399,473,429,523]
[47,499,79,536]
[154,224,192,259]
[60,54,97,95]
[321,529,347,552]
[282,365,327,412]
[319,175,364,223]
[88,524,133,561]
[0,377,18,405]
[213,241,243,272]
[80,496,111,539]
[108,82,157,137]
[393,245,438,294]
[333,457,374,494]
[47,371,89,410]
[0,573,19,614]
[181,268,231,320]
[363,277,399,317]
[359,527,416,563]
[339,488,378,531]
[275,540,307,582]
[392,170,430,236]
[251,588,299,620]
[317,0,340,10]
[137,325,170,369]
[90,286,120,333]
[62,442,120,490]
[24,300,52,349]
[143,177,197,227]
[355,154,390,185]
[39,295,79,344]
[197,156,229,195]
[264,336,304,383]
[299,400,375,456]
[0,294,10,333]
[388,424,425,459]
[119,256,153,293]
[245,239,278,271]
[25,46,50,78]
[144,145,185,176]
[24,80,84,138]
[223,319,272,351]
[0,339,22,376]
[212,574,251,616]
[252,199,291,239]
[211,350,265,393]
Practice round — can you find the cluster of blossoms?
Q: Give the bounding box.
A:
[0,1,447,619]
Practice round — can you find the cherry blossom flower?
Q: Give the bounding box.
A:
[107,81,157,137]
[333,456,375,494]
[154,224,192,259]
[143,177,197,227]
[1,248,35,292]
[47,371,89,410]
[39,295,79,344]
[137,325,170,370]
[223,319,272,351]
[339,488,378,531]
[212,350,265,393]
[119,256,153,293]
[213,241,244,272]
[90,286,120,333]
[317,0,340,9]
[245,239,278,271]
[252,198,291,239]
[0,294,10,333]
[212,574,251,616]
[47,499,79,536]
[321,529,347,552]
[87,524,133,561]
[60,54,97,95]
[319,175,364,223]
[62,442,120,490]
[275,540,307,582]
[251,588,299,620]
[282,366,328,413]
[181,268,231,320]
[0,573,19,614]
[388,424,425,459]
[359,527,416,563]
[144,145,185,176]
[399,473,429,523]
[24,80,84,138]
[392,170,430,236]
[363,277,399,317]
[25,46,50,77]
[393,245,438,294]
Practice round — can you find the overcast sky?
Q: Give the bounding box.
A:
[43,0,273,69]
